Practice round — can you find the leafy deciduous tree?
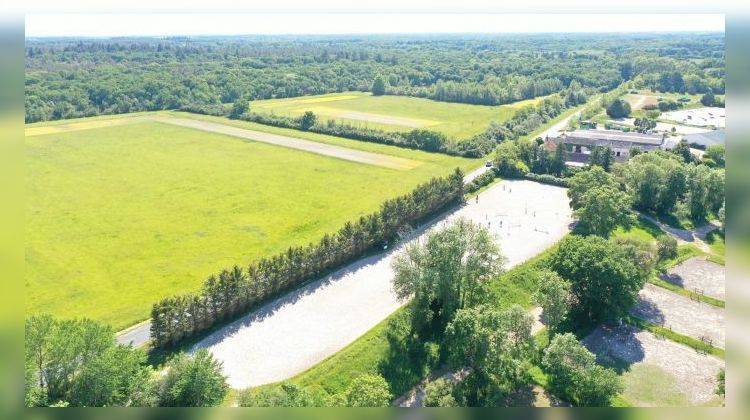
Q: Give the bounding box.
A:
[158,349,228,407]
[392,218,506,334]
[548,236,647,322]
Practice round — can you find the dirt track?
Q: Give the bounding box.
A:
[152,116,420,170]
[336,110,431,127]
[26,114,421,170]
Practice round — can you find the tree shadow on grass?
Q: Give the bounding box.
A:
[377,323,438,397]
[503,385,570,407]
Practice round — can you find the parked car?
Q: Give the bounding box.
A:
[485,160,493,167]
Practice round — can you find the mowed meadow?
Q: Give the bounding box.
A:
[250,92,523,139]
[26,115,478,329]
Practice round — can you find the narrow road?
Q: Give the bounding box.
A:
[538,109,581,140]
[114,167,505,349]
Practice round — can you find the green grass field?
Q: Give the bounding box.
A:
[620,364,690,407]
[250,92,520,139]
[26,115,477,330]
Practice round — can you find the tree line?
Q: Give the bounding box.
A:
[26,33,723,123]
[150,170,465,348]
[389,219,629,406]
[386,77,565,106]
[182,85,588,159]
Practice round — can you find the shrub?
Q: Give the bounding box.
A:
[465,170,496,193]
[300,111,317,130]
[605,99,631,118]
[344,374,392,407]
[424,378,457,407]
[524,172,569,187]
[238,383,325,407]
[656,235,679,261]
[158,349,228,407]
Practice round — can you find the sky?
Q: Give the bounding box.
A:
[25,13,725,37]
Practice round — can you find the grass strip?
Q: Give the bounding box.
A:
[623,315,725,360]
[648,277,725,308]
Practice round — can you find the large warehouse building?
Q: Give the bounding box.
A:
[546,129,668,164]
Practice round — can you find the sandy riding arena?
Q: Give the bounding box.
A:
[630,284,725,348]
[584,323,724,406]
[191,180,573,388]
[661,257,725,300]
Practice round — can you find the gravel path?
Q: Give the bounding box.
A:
[583,323,724,406]
[639,213,719,253]
[152,116,420,170]
[337,110,431,128]
[631,283,725,348]
[661,257,725,300]
[191,180,572,388]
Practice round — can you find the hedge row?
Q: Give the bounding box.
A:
[524,172,570,187]
[150,170,466,348]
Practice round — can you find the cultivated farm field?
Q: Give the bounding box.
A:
[25,114,477,329]
[250,92,519,139]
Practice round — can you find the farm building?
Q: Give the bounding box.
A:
[546,129,666,164]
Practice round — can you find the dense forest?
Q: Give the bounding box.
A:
[25,33,724,122]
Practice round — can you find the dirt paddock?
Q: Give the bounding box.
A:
[583,323,724,406]
[630,284,725,348]
[661,257,725,300]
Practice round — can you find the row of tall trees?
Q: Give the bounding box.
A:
[185,104,492,157]
[186,85,590,159]
[388,77,565,106]
[150,170,466,347]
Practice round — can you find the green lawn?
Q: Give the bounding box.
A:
[250,92,520,139]
[26,117,476,330]
[619,364,690,407]
[705,229,725,257]
[612,215,663,242]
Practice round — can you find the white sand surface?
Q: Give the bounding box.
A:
[661,107,725,128]
[192,180,572,388]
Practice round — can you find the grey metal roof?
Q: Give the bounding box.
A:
[560,129,665,146]
[684,129,725,147]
